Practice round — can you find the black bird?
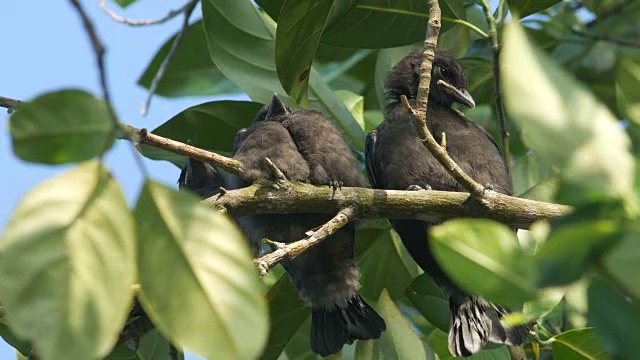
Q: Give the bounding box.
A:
[177,140,225,199]
[365,49,529,357]
[229,95,386,357]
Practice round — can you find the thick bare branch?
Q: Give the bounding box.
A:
[254,207,357,276]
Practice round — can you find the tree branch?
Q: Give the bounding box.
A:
[208,182,571,230]
[141,0,200,116]
[117,124,244,176]
[99,0,198,27]
[0,96,20,112]
[481,0,512,177]
[254,207,357,276]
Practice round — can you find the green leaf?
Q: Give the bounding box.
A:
[138,20,240,98]
[535,219,620,287]
[356,227,421,301]
[320,0,464,48]
[0,316,31,356]
[275,0,335,105]
[0,162,136,360]
[134,181,268,360]
[405,274,449,332]
[430,219,536,307]
[259,274,309,360]
[114,0,136,8]
[137,100,264,165]
[334,90,364,130]
[508,0,562,18]
[202,0,364,151]
[502,22,634,203]
[138,329,184,360]
[602,230,640,300]
[616,55,640,127]
[9,90,114,164]
[376,290,428,360]
[588,277,640,359]
[552,328,610,360]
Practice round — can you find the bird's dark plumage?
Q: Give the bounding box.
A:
[229,95,385,357]
[177,140,225,199]
[366,49,529,357]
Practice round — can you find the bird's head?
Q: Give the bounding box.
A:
[253,93,291,122]
[385,49,475,109]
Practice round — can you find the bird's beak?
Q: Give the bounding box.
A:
[437,80,476,109]
[266,93,290,118]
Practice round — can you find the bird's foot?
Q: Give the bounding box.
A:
[406,184,432,191]
[329,180,343,198]
[484,183,495,192]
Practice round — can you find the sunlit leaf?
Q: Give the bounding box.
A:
[9,90,114,164]
[588,276,640,359]
[377,290,427,360]
[616,55,640,126]
[552,328,610,360]
[430,219,536,307]
[135,181,268,360]
[138,21,240,98]
[0,162,135,360]
[502,22,634,203]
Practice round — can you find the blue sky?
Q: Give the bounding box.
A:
[1,1,215,358]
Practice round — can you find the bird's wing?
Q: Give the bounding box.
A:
[365,130,379,188]
[454,109,503,155]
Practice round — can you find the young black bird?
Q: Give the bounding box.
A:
[229,95,386,357]
[365,49,529,357]
[177,140,225,199]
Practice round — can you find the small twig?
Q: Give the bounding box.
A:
[442,17,488,38]
[119,125,244,176]
[0,96,20,112]
[480,0,512,177]
[99,0,198,27]
[69,0,118,126]
[141,0,200,116]
[254,207,356,276]
[264,157,288,184]
[402,95,485,196]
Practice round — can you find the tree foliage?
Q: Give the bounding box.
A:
[2,0,640,359]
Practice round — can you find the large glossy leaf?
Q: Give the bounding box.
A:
[535,219,620,287]
[134,181,268,360]
[356,227,421,301]
[430,219,536,307]
[616,55,640,126]
[552,328,610,360]
[275,0,335,105]
[502,22,634,203]
[138,20,240,98]
[601,230,640,300]
[0,162,135,360]
[508,0,563,18]
[137,100,264,165]
[9,90,114,164]
[588,277,640,360]
[376,290,428,360]
[259,274,309,360]
[201,0,364,151]
[322,0,464,48]
[405,274,449,332]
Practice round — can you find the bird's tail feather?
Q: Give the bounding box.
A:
[311,294,386,357]
[448,295,530,357]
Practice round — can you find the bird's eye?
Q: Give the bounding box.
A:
[439,67,450,80]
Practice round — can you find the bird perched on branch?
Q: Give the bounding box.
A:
[177,140,225,199]
[229,94,386,357]
[365,49,529,357]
